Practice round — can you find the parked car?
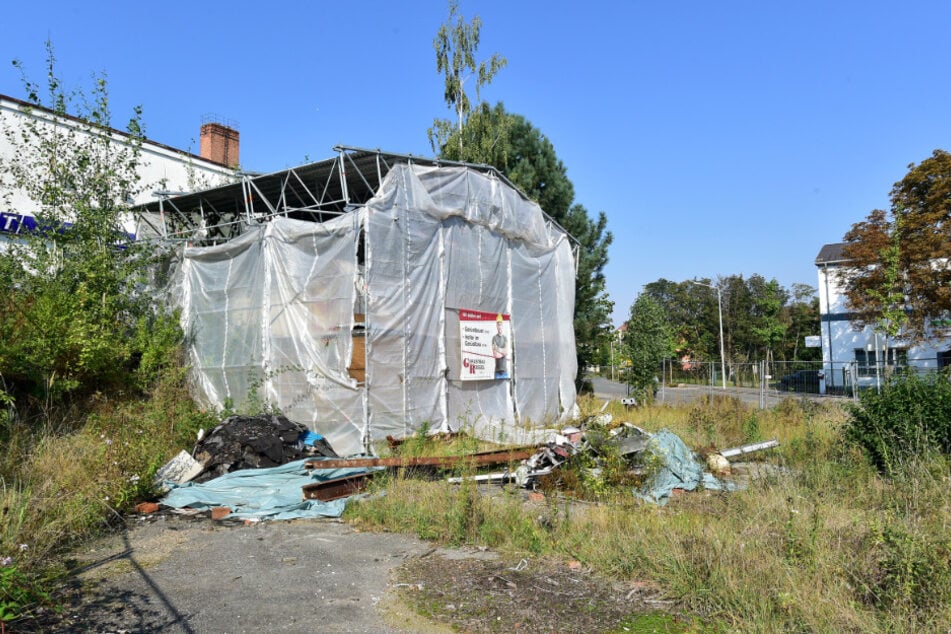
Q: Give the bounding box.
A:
[777,370,821,392]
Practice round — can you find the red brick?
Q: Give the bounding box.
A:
[211,506,231,520]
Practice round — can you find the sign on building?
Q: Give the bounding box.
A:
[460,309,512,381]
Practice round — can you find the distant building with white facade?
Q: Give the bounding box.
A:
[815,242,951,391]
[0,93,239,237]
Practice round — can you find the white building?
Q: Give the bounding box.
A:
[0,93,238,236]
[815,242,951,391]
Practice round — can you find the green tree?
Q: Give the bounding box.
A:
[624,295,674,401]
[781,283,821,362]
[642,278,713,359]
[439,104,613,387]
[0,42,159,403]
[428,0,507,154]
[749,276,788,366]
[841,149,951,341]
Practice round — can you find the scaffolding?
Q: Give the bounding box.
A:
[136,148,580,456]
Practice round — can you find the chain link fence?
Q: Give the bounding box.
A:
[610,357,949,409]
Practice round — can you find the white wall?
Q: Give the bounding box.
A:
[817,261,950,388]
[0,95,236,235]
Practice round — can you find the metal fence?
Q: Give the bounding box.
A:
[643,357,947,408]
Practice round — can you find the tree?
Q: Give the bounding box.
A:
[782,283,821,362]
[439,104,614,387]
[749,276,788,367]
[841,149,951,342]
[0,42,158,403]
[624,295,674,401]
[428,0,506,153]
[643,276,818,366]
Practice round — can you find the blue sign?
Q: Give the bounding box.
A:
[0,212,133,242]
[0,212,39,234]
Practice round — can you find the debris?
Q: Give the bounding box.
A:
[154,450,204,490]
[160,459,370,520]
[210,506,231,520]
[302,472,376,501]
[720,439,779,458]
[448,429,582,486]
[634,429,738,505]
[134,502,159,514]
[193,414,338,482]
[706,453,731,475]
[304,446,535,471]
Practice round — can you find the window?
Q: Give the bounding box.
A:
[855,347,907,376]
[855,348,875,377]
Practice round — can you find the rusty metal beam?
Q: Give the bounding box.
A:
[304,446,536,471]
[302,472,375,502]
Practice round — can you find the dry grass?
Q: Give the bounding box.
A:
[348,394,951,633]
[0,371,216,569]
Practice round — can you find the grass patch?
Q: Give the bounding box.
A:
[0,361,216,624]
[348,394,951,632]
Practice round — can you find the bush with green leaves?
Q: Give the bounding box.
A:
[0,42,165,405]
[845,371,951,473]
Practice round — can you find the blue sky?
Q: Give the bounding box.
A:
[4,1,951,325]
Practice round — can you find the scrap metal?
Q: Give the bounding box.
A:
[304,446,536,471]
[720,439,779,459]
[302,472,376,502]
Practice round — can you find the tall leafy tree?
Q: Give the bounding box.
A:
[749,276,788,366]
[841,149,951,341]
[440,104,613,387]
[428,0,507,154]
[624,295,674,401]
[0,42,155,402]
[782,283,821,362]
[642,278,713,359]
[642,275,818,367]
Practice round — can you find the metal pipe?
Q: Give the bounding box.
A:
[720,439,779,458]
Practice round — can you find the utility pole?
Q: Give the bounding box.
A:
[689,279,727,389]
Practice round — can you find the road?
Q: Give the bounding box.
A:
[590,375,845,408]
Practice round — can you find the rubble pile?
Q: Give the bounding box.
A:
[192,414,337,483]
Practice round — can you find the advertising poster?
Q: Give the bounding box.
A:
[459,309,511,381]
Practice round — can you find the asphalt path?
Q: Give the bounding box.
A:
[61,514,451,634]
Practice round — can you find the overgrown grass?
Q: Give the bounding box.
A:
[0,361,216,622]
[347,394,951,632]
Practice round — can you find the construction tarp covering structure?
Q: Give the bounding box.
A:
[173,160,576,456]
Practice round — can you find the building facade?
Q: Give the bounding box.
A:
[816,242,951,391]
[0,93,238,237]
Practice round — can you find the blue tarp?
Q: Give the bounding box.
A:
[635,429,738,505]
[161,458,374,520]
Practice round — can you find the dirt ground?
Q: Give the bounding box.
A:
[391,551,671,634]
[24,510,672,634]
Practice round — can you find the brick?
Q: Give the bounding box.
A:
[211,506,231,520]
[134,502,159,514]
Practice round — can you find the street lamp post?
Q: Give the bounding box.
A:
[689,280,727,389]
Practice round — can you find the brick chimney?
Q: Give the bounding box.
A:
[199,116,240,167]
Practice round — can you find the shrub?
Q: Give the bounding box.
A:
[845,372,951,474]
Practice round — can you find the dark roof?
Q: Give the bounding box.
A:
[815,243,849,265]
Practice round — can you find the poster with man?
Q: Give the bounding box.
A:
[459,309,511,381]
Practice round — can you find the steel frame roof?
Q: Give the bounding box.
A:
[135,146,576,247]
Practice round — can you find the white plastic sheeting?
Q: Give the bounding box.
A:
[177,163,576,456]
